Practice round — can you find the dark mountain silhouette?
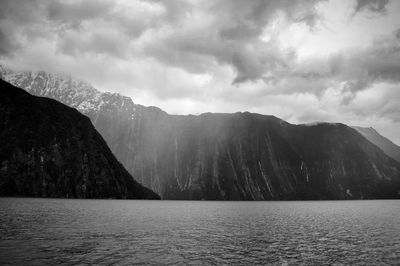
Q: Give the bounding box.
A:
[1,67,400,200]
[0,79,160,199]
[353,126,400,163]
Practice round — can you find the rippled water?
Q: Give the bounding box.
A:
[0,198,399,265]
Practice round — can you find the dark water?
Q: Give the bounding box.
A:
[0,199,399,265]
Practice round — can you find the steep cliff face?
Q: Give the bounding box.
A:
[0,79,160,199]
[286,123,400,199]
[353,126,400,163]
[123,113,305,200]
[126,114,400,200]
[2,66,400,200]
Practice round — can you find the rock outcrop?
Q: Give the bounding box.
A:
[0,79,160,199]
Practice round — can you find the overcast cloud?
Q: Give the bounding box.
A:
[0,0,400,144]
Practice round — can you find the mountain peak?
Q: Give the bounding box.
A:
[0,64,143,115]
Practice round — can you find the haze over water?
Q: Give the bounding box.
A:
[0,198,399,265]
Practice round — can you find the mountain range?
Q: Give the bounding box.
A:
[1,65,400,200]
[0,79,159,199]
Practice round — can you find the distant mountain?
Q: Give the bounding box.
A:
[0,79,160,199]
[353,126,400,163]
[1,66,400,200]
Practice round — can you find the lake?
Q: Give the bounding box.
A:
[0,198,399,265]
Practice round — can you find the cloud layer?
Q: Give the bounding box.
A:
[0,0,400,144]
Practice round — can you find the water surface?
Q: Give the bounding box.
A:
[0,198,399,265]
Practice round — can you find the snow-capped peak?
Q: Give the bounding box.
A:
[0,64,137,115]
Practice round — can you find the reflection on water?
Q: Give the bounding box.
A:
[0,198,399,265]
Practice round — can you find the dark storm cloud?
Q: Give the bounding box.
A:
[353,0,390,15]
[0,0,326,84]
[212,0,321,39]
[0,0,398,90]
[289,28,400,95]
[144,29,293,84]
[0,29,15,55]
[0,0,398,88]
[47,0,112,25]
[0,0,43,55]
[46,0,164,37]
[0,0,166,58]
[335,29,400,94]
[57,29,130,57]
[143,0,322,83]
[0,0,42,24]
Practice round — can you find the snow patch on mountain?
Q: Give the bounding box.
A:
[0,64,140,116]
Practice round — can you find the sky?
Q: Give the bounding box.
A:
[0,0,400,144]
